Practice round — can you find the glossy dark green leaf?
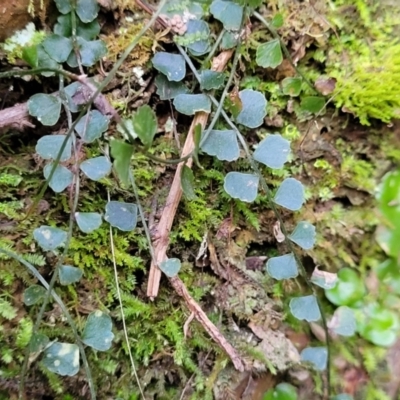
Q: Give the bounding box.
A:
[201,129,239,161]
[282,77,302,96]
[76,0,99,23]
[289,221,316,250]
[152,52,186,82]
[22,45,38,67]
[266,253,298,280]
[200,70,225,90]
[173,94,211,115]
[132,105,157,148]
[23,285,47,306]
[271,13,284,29]
[75,212,102,233]
[36,135,72,162]
[236,89,267,128]
[82,311,114,351]
[325,268,365,307]
[110,140,133,187]
[210,0,243,31]
[42,342,79,376]
[59,265,83,285]
[155,74,189,100]
[300,96,325,113]
[290,295,321,321]
[378,169,400,222]
[356,303,399,346]
[105,201,137,231]
[33,225,67,251]
[274,178,305,211]
[224,172,259,202]
[256,39,283,69]
[263,383,298,400]
[42,34,73,63]
[75,110,109,143]
[28,94,61,126]
[300,347,327,371]
[253,134,290,169]
[181,166,197,201]
[160,258,181,277]
[80,156,112,181]
[43,163,73,193]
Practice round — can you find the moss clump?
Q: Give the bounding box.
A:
[332,41,400,125]
[327,0,400,125]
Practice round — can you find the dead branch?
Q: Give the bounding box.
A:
[146,50,234,299]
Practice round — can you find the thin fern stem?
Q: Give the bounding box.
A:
[107,189,145,400]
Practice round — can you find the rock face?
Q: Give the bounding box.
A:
[0,0,45,42]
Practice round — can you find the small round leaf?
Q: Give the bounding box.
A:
[253,134,290,169]
[80,156,112,181]
[300,96,325,113]
[184,19,210,56]
[76,0,99,23]
[155,74,189,100]
[160,258,181,277]
[74,37,106,67]
[173,94,211,115]
[282,77,302,96]
[42,342,79,376]
[28,94,61,126]
[266,253,298,280]
[36,135,72,161]
[104,201,137,231]
[274,178,305,211]
[152,52,186,82]
[300,347,328,371]
[24,285,47,306]
[59,265,83,285]
[43,163,73,193]
[236,89,267,128]
[210,0,243,31]
[132,105,157,148]
[42,34,73,63]
[54,0,72,14]
[201,129,239,161]
[199,70,225,90]
[328,306,356,337]
[75,212,102,233]
[224,172,259,202]
[256,39,283,69]
[34,226,67,251]
[29,333,50,353]
[82,310,114,351]
[289,221,316,250]
[290,295,321,322]
[75,110,109,143]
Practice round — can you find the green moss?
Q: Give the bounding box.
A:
[327,1,400,125]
